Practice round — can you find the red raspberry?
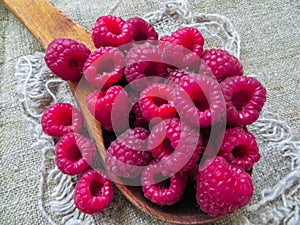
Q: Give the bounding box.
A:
[196,156,254,216]
[91,15,133,48]
[141,163,188,205]
[221,76,267,126]
[218,127,260,170]
[160,27,204,68]
[86,85,129,132]
[44,38,90,82]
[124,44,168,90]
[201,49,243,81]
[105,128,152,178]
[126,17,158,42]
[139,83,177,122]
[83,47,124,89]
[55,133,96,175]
[41,102,83,137]
[74,169,114,214]
[148,118,202,172]
[168,69,225,127]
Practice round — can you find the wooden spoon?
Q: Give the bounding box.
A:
[1,0,220,223]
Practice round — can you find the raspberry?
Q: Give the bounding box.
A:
[55,133,96,175]
[168,69,225,127]
[148,118,202,172]
[126,17,158,42]
[221,76,267,126]
[41,102,83,137]
[141,163,188,205]
[105,128,152,178]
[201,49,243,81]
[44,38,90,81]
[218,127,260,170]
[139,83,177,122]
[74,169,114,214]
[86,85,129,132]
[196,156,254,216]
[124,44,168,90]
[160,27,204,68]
[92,15,133,48]
[83,47,124,89]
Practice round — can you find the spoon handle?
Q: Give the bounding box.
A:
[1,0,95,50]
[1,0,106,155]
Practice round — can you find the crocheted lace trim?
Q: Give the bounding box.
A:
[14,1,299,224]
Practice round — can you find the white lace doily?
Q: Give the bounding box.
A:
[14,1,300,224]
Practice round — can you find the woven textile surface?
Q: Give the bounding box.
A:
[0,0,299,224]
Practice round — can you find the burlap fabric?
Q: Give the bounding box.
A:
[1,0,299,224]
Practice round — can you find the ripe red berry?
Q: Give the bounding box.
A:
[55,133,96,175]
[124,44,168,90]
[86,85,129,132]
[44,38,90,81]
[142,163,188,205]
[196,156,254,216]
[201,49,243,81]
[92,15,133,48]
[221,76,267,126]
[126,17,158,42]
[41,102,83,137]
[148,118,202,173]
[168,69,225,127]
[105,128,152,178]
[74,169,114,214]
[218,127,260,170]
[83,47,125,89]
[139,83,177,122]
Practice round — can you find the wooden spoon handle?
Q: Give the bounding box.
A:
[1,0,95,50]
[1,0,106,156]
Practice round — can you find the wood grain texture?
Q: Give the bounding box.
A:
[1,0,219,223]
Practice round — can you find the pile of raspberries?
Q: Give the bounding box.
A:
[41,15,266,217]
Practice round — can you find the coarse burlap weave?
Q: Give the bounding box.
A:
[0,0,299,224]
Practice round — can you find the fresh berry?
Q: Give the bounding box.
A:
[74,169,114,214]
[168,69,225,127]
[160,27,204,68]
[86,85,129,132]
[126,17,158,42]
[139,83,177,122]
[105,128,152,178]
[201,49,243,81]
[124,44,168,90]
[196,156,254,216]
[92,15,133,48]
[41,102,83,137]
[148,118,202,172]
[83,47,124,89]
[221,76,266,126]
[55,133,96,175]
[142,163,188,205]
[218,127,260,170]
[44,38,90,81]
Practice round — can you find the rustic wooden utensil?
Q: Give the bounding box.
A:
[1,0,220,223]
